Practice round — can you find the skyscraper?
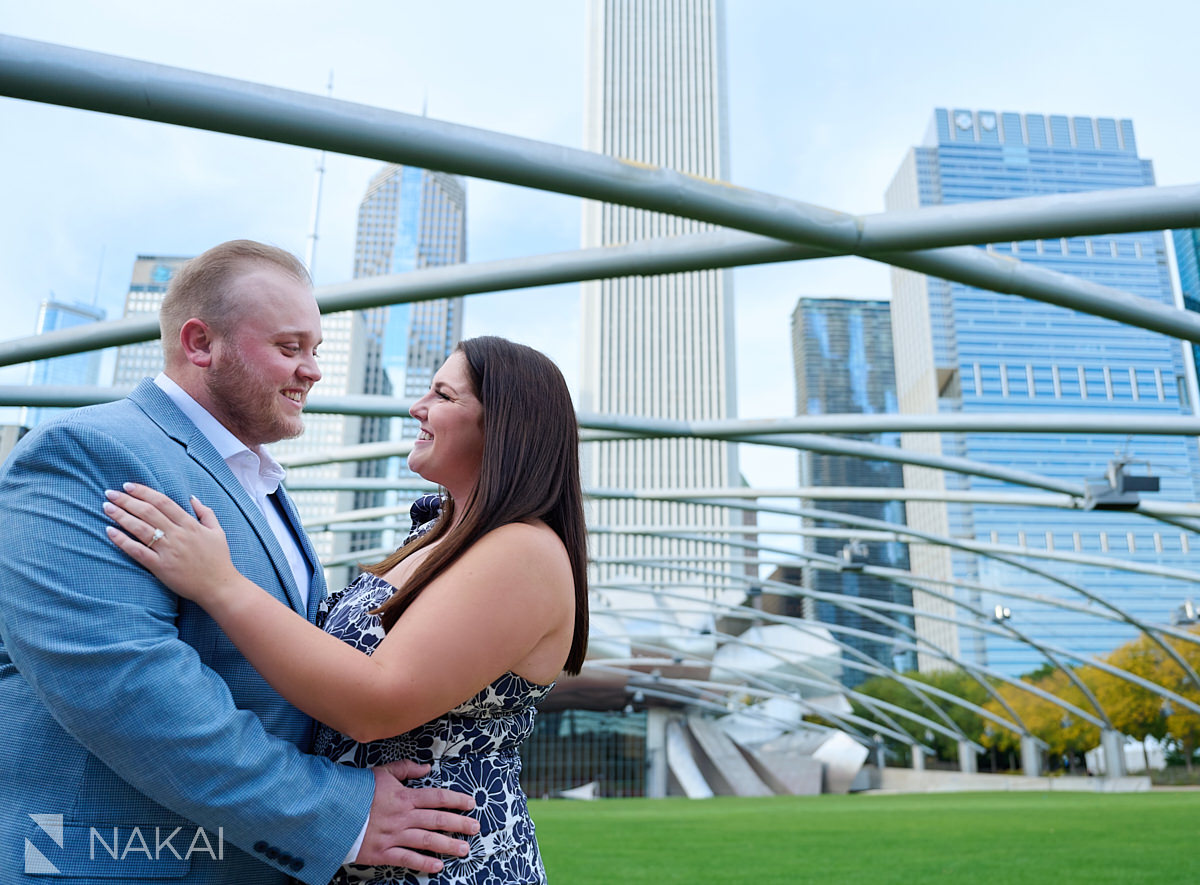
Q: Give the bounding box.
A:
[354,164,466,407]
[791,298,916,684]
[580,0,739,605]
[344,164,466,558]
[22,299,106,428]
[887,109,1200,674]
[111,255,190,387]
[1171,228,1200,395]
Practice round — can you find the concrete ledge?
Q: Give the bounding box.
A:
[875,768,1151,793]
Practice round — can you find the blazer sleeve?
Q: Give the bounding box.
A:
[0,418,374,884]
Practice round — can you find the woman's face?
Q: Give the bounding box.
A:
[407,351,485,499]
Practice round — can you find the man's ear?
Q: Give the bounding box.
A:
[179,318,216,368]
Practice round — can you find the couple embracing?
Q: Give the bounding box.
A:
[0,240,587,884]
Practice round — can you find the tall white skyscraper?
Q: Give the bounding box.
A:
[580,0,739,603]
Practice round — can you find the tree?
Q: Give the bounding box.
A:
[853,669,992,764]
[981,667,1099,773]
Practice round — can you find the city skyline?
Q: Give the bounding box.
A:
[5,1,1200,563]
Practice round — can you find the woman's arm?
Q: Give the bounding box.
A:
[105,483,573,742]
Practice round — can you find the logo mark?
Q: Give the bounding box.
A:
[25,813,63,874]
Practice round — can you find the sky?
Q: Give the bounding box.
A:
[3,0,1200,492]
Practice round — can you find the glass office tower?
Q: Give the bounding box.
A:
[347,164,466,557]
[791,298,916,685]
[1171,228,1200,389]
[22,299,106,427]
[887,109,1200,675]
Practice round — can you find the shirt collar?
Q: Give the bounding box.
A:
[154,373,286,494]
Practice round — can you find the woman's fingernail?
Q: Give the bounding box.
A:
[122,482,135,491]
[103,502,116,514]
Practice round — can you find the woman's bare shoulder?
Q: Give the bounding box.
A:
[483,519,564,547]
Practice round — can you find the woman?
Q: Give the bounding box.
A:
[104,336,588,884]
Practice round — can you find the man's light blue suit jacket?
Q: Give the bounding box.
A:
[0,380,375,884]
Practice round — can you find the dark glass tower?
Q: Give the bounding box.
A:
[792,298,915,685]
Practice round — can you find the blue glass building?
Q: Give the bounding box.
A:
[791,298,916,685]
[23,299,105,427]
[887,109,1200,675]
[354,165,467,404]
[348,165,466,552]
[1171,227,1200,388]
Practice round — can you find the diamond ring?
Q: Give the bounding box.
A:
[147,528,166,548]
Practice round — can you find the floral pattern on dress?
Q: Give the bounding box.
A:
[314,496,553,885]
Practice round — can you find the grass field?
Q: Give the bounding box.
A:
[531,790,1200,883]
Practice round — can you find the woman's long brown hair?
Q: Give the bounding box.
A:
[365,336,589,675]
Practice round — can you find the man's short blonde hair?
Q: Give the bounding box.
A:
[159,240,311,364]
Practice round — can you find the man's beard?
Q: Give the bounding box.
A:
[205,345,305,447]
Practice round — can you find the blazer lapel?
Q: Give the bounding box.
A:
[129,381,310,617]
[273,484,328,620]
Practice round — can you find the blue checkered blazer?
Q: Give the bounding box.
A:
[0,380,374,884]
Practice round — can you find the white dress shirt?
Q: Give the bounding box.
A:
[153,374,311,603]
[153,374,368,863]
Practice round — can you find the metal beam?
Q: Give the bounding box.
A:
[3,35,1200,344]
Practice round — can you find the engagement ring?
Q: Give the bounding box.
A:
[147,528,166,548]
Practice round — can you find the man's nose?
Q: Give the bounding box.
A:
[299,353,322,383]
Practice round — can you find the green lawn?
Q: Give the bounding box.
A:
[531,791,1200,884]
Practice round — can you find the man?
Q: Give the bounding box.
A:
[0,240,476,883]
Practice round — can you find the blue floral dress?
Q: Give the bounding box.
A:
[313,495,553,885]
